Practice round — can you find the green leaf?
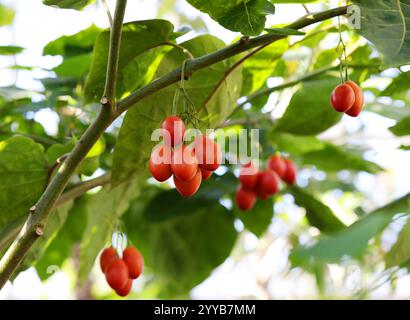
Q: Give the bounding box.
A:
[0,4,15,27]
[386,218,410,268]
[382,71,410,98]
[53,53,93,78]
[353,0,410,67]
[366,103,410,121]
[43,24,100,57]
[20,201,74,273]
[236,197,274,237]
[270,133,326,155]
[36,196,89,280]
[302,143,382,173]
[290,192,410,267]
[241,39,289,95]
[124,189,238,296]
[84,20,175,103]
[78,182,139,283]
[42,0,95,10]
[389,116,410,137]
[274,77,342,135]
[0,136,48,229]
[0,46,24,56]
[112,35,242,185]
[187,0,275,36]
[289,187,346,235]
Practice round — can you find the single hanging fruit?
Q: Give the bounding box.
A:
[149,145,173,182]
[115,278,133,297]
[105,259,129,291]
[235,186,256,211]
[174,169,202,197]
[193,135,222,171]
[100,247,118,273]
[267,155,286,179]
[171,145,198,181]
[256,170,279,195]
[344,80,364,117]
[239,162,258,190]
[331,83,355,112]
[122,247,144,280]
[283,159,297,185]
[161,115,185,147]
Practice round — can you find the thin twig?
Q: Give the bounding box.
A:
[101,0,113,28]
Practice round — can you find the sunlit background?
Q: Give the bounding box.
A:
[0,0,409,299]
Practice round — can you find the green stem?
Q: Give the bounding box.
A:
[102,0,127,108]
[238,63,380,109]
[0,4,349,288]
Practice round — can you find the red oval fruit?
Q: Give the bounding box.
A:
[171,145,198,181]
[122,247,144,280]
[149,145,173,182]
[235,187,256,211]
[345,80,364,117]
[255,187,270,200]
[283,159,297,185]
[115,278,132,297]
[331,83,355,112]
[239,162,258,190]
[267,155,286,179]
[174,169,202,197]
[105,259,129,290]
[200,168,212,180]
[100,247,118,274]
[193,135,222,171]
[257,170,279,195]
[161,115,185,147]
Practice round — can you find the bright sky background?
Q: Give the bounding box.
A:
[0,0,409,299]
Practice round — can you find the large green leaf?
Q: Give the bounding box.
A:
[290,192,410,267]
[353,0,410,67]
[389,116,410,137]
[78,182,139,283]
[42,0,95,10]
[187,0,275,36]
[382,71,410,98]
[35,196,89,280]
[270,133,326,155]
[289,187,346,235]
[0,136,48,229]
[43,24,100,57]
[0,4,15,27]
[84,20,175,103]
[236,197,274,237]
[112,34,242,185]
[124,189,238,296]
[241,39,289,96]
[386,218,410,268]
[274,77,342,135]
[302,143,382,173]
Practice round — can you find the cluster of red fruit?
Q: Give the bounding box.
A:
[100,246,144,297]
[149,116,222,197]
[235,155,297,211]
[331,80,364,117]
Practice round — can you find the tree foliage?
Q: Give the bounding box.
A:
[0,0,409,299]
